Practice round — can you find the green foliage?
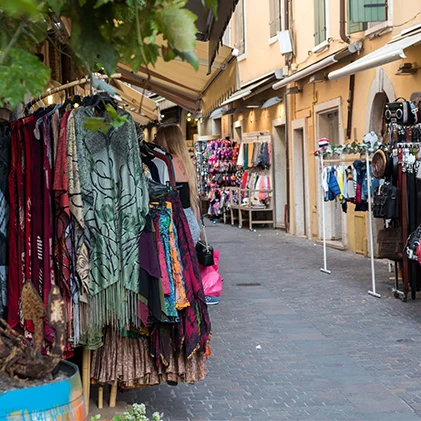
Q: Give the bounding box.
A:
[0,48,51,109]
[83,104,130,133]
[92,403,164,421]
[0,0,218,127]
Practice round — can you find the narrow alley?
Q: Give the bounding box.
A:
[96,224,421,421]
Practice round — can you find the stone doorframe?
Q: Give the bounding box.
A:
[272,117,287,229]
[365,68,396,258]
[314,97,348,248]
[291,117,311,239]
[365,68,396,134]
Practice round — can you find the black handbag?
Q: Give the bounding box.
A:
[195,219,214,267]
[385,98,418,124]
[373,184,399,220]
[406,224,421,261]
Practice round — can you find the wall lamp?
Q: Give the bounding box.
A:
[396,62,418,76]
[285,86,301,95]
[261,96,283,109]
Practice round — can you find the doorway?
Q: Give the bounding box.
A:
[318,110,343,242]
[293,127,307,236]
[272,120,287,228]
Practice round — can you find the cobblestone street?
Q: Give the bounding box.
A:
[96,224,421,420]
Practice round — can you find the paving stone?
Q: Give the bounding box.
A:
[91,225,421,420]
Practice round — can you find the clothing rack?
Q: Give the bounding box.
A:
[318,150,380,299]
[393,141,421,300]
[25,73,122,109]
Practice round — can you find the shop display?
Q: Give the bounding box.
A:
[0,94,211,392]
[362,98,421,301]
[234,132,273,210]
[321,161,381,213]
[195,138,240,219]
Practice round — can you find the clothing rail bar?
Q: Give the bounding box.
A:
[322,158,368,164]
[317,149,379,299]
[25,73,122,108]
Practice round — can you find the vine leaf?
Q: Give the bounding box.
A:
[175,50,199,71]
[201,0,218,18]
[0,0,39,17]
[0,48,50,109]
[70,4,119,75]
[83,117,111,134]
[46,0,67,15]
[155,6,198,52]
[105,104,129,129]
[83,105,129,134]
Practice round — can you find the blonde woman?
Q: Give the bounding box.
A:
[155,124,201,244]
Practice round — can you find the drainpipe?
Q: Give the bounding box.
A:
[284,0,289,30]
[346,74,355,140]
[340,0,350,43]
[285,92,291,232]
[284,0,292,232]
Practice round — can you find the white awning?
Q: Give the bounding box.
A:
[272,44,361,90]
[328,31,421,81]
[117,42,239,116]
[222,76,274,106]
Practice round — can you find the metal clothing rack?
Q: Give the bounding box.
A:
[25,73,122,109]
[394,142,421,301]
[318,149,380,299]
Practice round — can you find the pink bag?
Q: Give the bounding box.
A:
[200,249,223,297]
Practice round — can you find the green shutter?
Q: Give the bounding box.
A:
[350,0,387,23]
[347,0,367,33]
[314,0,326,45]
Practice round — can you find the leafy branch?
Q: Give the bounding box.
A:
[0,0,218,113]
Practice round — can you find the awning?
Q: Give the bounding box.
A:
[222,76,275,106]
[273,45,360,90]
[328,31,421,81]
[113,80,158,121]
[186,0,239,71]
[117,42,239,117]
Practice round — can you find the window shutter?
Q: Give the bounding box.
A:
[234,0,245,55]
[314,0,326,45]
[269,0,281,38]
[350,0,387,23]
[347,0,367,33]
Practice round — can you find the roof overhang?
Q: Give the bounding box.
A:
[328,30,421,81]
[273,43,362,90]
[186,0,239,71]
[117,42,239,117]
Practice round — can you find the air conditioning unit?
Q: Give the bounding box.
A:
[277,30,293,55]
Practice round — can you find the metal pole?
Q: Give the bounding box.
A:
[320,154,331,274]
[366,149,381,298]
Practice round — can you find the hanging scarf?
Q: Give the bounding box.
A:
[166,193,211,358]
[74,108,149,331]
[0,125,10,319]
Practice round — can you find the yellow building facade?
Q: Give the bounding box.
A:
[199,0,421,256]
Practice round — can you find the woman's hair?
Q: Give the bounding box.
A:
[155,124,198,211]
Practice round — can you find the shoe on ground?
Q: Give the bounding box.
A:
[205,296,220,305]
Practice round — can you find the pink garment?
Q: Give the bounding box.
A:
[200,250,222,297]
[259,176,265,201]
[154,217,171,296]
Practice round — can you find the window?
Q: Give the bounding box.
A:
[349,0,387,25]
[234,0,245,56]
[348,0,367,33]
[269,0,283,38]
[314,0,327,46]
